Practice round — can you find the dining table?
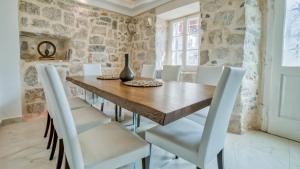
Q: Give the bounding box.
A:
[66,76,215,126]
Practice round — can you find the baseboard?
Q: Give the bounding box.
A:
[0,116,23,127]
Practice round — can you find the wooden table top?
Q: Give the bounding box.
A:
[67,76,215,125]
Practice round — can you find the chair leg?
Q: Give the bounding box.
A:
[143,144,151,169]
[44,112,51,138]
[65,156,70,169]
[217,149,224,169]
[118,106,122,120]
[142,156,150,169]
[50,129,58,160]
[101,102,104,111]
[137,114,141,127]
[47,119,54,149]
[115,104,118,122]
[56,139,64,169]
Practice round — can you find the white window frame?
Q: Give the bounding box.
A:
[167,13,200,71]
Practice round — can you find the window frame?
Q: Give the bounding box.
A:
[167,13,200,71]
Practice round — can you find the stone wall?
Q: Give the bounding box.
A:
[200,0,262,133]
[19,0,131,117]
[155,17,168,69]
[131,10,156,76]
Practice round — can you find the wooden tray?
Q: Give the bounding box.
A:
[97,75,119,80]
[123,79,163,87]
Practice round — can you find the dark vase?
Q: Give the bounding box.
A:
[120,54,135,82]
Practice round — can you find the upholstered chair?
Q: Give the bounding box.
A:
[187,65,224,125]
[36,64,111,169]
[145,67,245,169]
[82,64,105,109]
[45,65,150,169]
[161,65,181,82]
[141,64,156,79]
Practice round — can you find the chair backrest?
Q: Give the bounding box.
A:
[141,64,156,79]
[83,64,101,76]
[161,65,181,82]
[45,65,84,169]
[195,65,224,86]
[37,64,66,139]
[36,64,54,118]
[198,67,245,165]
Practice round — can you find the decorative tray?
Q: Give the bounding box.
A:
[123,79,163,87]
[97,75,120,80]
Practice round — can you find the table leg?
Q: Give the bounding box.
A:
[133,112,137,132]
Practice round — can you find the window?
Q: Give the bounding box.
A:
[283,0,300,66]
[169,14,200,70]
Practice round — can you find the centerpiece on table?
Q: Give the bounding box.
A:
[119,53,135,82]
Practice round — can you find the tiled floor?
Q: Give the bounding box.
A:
[0,105,299,169]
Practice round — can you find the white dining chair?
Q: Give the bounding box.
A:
[145,67,245,169]
[83,64,105,110]
[161,65,181,82]
[141,64,156,79]
[186,65,224,125]
[36,64,111,169]
[45,65,151,169]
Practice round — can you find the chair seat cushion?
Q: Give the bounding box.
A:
[145,118,204,165]
[72,107,111,133]
[68,97,89,110]
[79,122,150,169]
[185,106,209,125]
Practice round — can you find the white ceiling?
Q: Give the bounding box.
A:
[76,0,172,16]
[157,1,199,20]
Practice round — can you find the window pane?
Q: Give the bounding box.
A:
[173,21,184,36]
[172,51,183,65]
[187,35,199,50]
[188,17,199,34]
[283,0,300,66]
[172,36,183,50]
[186,50,199,66]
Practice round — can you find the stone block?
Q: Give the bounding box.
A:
[24,66,38,87]
[76,17,88,27]
[211,47,230,59]
[19,1,40,15]
[209,30,223,44]
[20,17,28,27]
[227,34,245,45]
[64,12,75,26]
[52,24,69,36]
[37,0,54,4]
[105,39,118,48]
[91,26,107,36]
[89,36,104,44]
[73,29,88,40]
[26,102,45,114]
[214,11,235,26]
[112,20,118,29]
[21,41,29,51]
[88,45,106,52]
[24,88,45,103]
[57,1,75,11]
[71,41,86,49]
[31,19,50,28]
[42,7,62,21]
[99,16,112,23]
[109,55,118,62]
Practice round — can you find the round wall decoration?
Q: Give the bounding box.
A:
[37,41,56,59]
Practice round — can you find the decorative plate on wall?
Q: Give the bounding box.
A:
[38,41,56,60]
